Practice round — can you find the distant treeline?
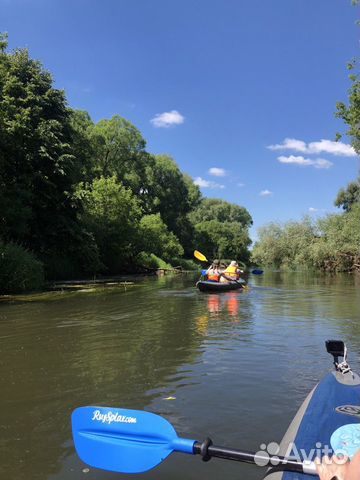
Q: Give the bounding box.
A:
[0,34,252,293]
[251,181,359,272]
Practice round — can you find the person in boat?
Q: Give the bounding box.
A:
[220,260,242,283]
[206,259,222,282]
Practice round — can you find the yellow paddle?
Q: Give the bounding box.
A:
[193,250,209,262]
[194,250,248,288]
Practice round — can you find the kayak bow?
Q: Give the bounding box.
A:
[264,340,360,479]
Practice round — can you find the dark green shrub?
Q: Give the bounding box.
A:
[0,242,44,293]
[135,252,172,270]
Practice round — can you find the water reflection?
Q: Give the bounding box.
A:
[206,292,241,318]
[208,294,221,315]
[0,272,359,480]
[226,292,240,318]
[195,291,244,336]
[0,278,205,480]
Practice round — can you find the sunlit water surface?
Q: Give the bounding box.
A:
[0,272,359,480]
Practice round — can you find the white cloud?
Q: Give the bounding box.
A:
[260,189,273,196]
[308,139,356,157]
[193,177,225,189]
[268,138,308,153]
[308,207,318,212]
[278,155,333,169]
[237,182,245,187]
[268,138,356,157]
[150,110,185,128]
[208,167,226,177]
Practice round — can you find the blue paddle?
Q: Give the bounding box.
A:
[251,269,263,275]
[72,406,317,475]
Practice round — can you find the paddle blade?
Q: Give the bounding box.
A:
[251,269,263,275]
[72,406,195,473]
[194,250,208,262]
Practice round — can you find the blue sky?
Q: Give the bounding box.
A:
[2,0,359,242]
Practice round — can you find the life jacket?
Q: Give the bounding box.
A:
[208,272,220,282]
[224,265,239,279]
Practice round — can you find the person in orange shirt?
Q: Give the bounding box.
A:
[206,259,221,282]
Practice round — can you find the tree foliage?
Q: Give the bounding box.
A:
[336,59,360,154]
[77,176,142,273]
[0,34,254,291]
[194,219,252,262]
[0,35,99,281]
[138,214,184,261]
[334,177,360,211]
[189,198,252,227]
[0,241,44,293]
[252,200,359,272]
[146,155,201,247]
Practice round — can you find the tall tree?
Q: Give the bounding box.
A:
[69,109,95,183]
[146,155,201,252]
[189,198,253,228]
[334,177,360,211]
[90,115,154,196]
[77,176,143,273]
[336,59,360,154]
[0,39,72,244]
[194,220,252,262]
[138,214,184,261]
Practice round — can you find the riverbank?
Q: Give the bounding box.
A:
[0,269,196,303]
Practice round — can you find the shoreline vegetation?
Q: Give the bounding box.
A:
[0,33,253,294]
[0,33,359,295]
[0,270,194,303]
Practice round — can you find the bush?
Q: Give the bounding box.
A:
[43,229,103,280]
[135,252,173,270]
[172,258,200,271]
[0,242,44,293]
[138,214,184,261]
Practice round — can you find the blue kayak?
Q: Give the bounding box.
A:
[265,340,360,479]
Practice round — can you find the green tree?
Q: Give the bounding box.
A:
[146,155,201,252]
[336,59,360,154]
[313,204,360,271]
[77,176,143,273]
[0,36,98,278]
[334,178,360,211]
[190,198,252,262]
[252,207,359,272]
[69,109,95,183]
[189,198,253,228]
[194,219,251,262]
[138,214,184,261]
[90,115,154,195]
[251,222,285,268]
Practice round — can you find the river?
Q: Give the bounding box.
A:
[0,272,359,480]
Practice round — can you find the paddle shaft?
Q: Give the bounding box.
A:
[193,441,317,475]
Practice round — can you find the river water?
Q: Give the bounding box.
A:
[0,272,359,480]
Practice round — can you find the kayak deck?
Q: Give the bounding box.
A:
[264,369,360,479]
